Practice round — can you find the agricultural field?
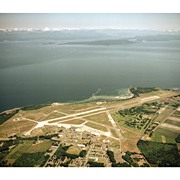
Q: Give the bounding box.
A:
[173,110,180,118]
[150,104,180,144]
[154,106,174,123]
[164,119,180,126]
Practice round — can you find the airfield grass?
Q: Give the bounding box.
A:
[110,129,119,138]
[42,112,65,121]
[86,112,112,126]
[60,119,85,125]
[19,111,45,121]
[0,120,36,137]
[85,122,108,132]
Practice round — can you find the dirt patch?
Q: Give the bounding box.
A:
[161,135,166,143]
[122,138,141,153]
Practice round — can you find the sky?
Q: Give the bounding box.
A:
[0,13,180,30]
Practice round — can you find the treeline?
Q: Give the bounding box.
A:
[130,87,158,97]
[0,140,18,152]
[55,145,87,167]
[0,109,20,125]
[137,140,180,167]
[106,150,130,167]
[21,104,49,111]
[175,134,180,143]
[122,151,139,167]
[88,161,105,167]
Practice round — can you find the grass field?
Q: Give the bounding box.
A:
[8,140,34,159]
[151,132,162,143]
[66,145,82,155]
[27,140,52,153]
[85,122,108,132]
[110,129,119,138]
[43,112,65,121]
[86,113,112,126]
[0,120,36,137]
[20,112,45,121]
[155,127,179,138]
[8,140,52,160]
[60,119,85,125]
[164,119,180,127]
[165,137,176,144]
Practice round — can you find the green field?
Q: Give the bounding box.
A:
[27,140,52,153]
[8,140,52,159]
[151,132,162,143]
[9,140,34,159]
[165,137,176,144]
[164,119,180,127]
[155,127,179,138]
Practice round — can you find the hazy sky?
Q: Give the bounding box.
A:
[0,13,180,30]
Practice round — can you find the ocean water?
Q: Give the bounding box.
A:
[0,30,180,112]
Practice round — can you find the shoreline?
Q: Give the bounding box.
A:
[1,87,179,114]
